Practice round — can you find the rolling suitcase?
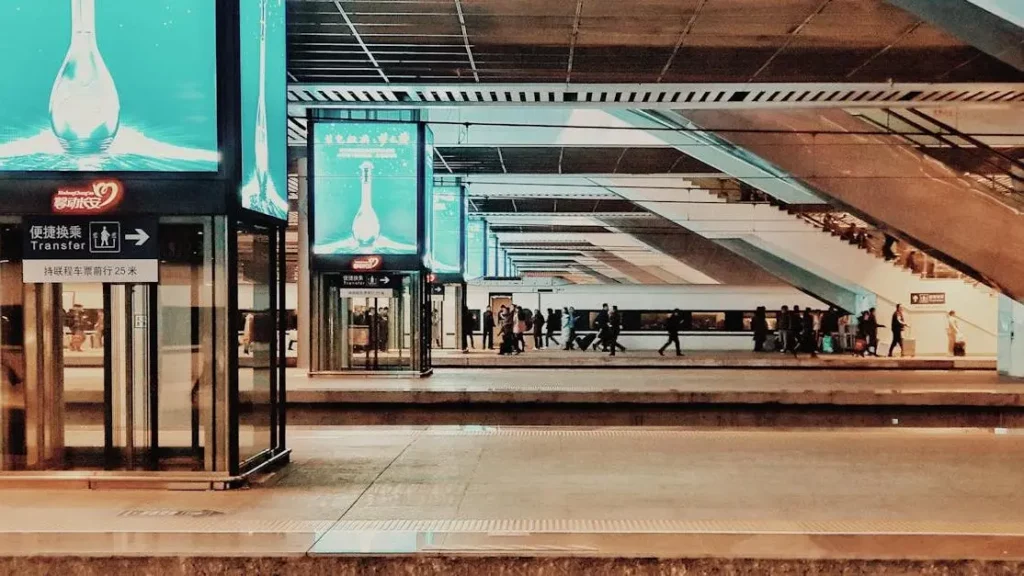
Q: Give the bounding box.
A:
[576,333,597,351]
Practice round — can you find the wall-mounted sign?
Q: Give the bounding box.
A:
[337,273,399,298]
[0,1,219,172]
[23,216,158,283]
[52,180,123,214]
[352,255,383,271]
[910,292,946,305]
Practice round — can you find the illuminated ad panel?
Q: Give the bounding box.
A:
[430,184,462,274]
[239,0,288,219]
[312,122,419,255]
[0,0,218,171]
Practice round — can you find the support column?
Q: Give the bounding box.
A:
[296,159,310,370]
[998,295,1024,378]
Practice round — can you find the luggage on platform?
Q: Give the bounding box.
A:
[576,333,597,350]
[953,341,966,357]
[821,335,834,353]
[901,338,916,358]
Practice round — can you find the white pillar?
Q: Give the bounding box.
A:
[998,294,1024,378]
[296,159,310,370]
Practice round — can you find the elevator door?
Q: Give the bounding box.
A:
[104,283,158,470]
[319,274,420,372]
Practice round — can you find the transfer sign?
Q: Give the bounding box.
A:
[22,217,158,283]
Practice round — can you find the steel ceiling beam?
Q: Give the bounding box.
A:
[566,0,585,84]
[452,0,479,82]
[330,0,389,84]
[287,82,1024,116]
[657,0,709,83]
[749,0,834,82]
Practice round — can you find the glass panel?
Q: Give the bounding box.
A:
[62,282,105,468]
[691,312,726,331]
[0,243,26,470]
[157,223,214,471]
[237,225,274,465]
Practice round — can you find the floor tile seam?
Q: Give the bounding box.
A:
[304,429,426,555]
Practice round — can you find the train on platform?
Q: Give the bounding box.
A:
[465,284,828,351]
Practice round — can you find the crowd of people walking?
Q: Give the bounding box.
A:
[752,304,967,358]
[469,303,627,356]
[460,303,968,358]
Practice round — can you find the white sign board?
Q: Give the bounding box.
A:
[338,288,394,298]
[23,260,159,284]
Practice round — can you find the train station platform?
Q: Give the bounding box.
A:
[291,368,1024,428]
[431,349,996,370]
[2,426,1023,575]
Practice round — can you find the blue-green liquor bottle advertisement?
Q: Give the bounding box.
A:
[431,185,462,274]
[240,0,288,219]
[313,122,420,255]
[0,0,219,172]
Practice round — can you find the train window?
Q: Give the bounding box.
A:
[724,311,744,331]
[639,312,670,331]
[620,311,642,331]
[741,311,779,332]
[691,312,725,331]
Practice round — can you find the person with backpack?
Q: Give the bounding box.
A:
[659,309,683,356]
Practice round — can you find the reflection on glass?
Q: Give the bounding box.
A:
[237,225,273,464]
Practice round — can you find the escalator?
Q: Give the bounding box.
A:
[669,108,1024,300]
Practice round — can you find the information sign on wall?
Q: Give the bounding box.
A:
[23,216,158,283]
[910,292,946,305]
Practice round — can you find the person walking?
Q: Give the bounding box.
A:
[533,308,545,350]
[888,303,907,357]
[563,307,577,350]
[482,308,495,350]
[513,306,526,354]
[462,306,475,352]
[498,305,514,355]
[607,305,626,356]
[866,308,882,356]
[545,308,560,348]
[593,303,610,351]
[948,310,966,356]
[801,308,817,358]
[752,306,768,352]
[777,305,790,353]
[659,309,683,356]
[788,305,803,356]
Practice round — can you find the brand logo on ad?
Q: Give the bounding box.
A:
[52,180,123,215]
[352,255,383,271]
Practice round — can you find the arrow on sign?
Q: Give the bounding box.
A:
[125,229,150,246]
[381,276,390,285]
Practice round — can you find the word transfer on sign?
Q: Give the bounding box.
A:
[22,217,159,284]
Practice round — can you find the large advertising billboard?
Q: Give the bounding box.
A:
[430,185,462,274]
[240,0,288,219]
[312,122,419,255]
[422,128,434,268]
[0,0,219,172]
[465,218,485,280]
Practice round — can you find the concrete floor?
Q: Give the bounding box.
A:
[4,426,1024,561]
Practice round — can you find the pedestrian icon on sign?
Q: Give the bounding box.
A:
[89,222,121,254]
